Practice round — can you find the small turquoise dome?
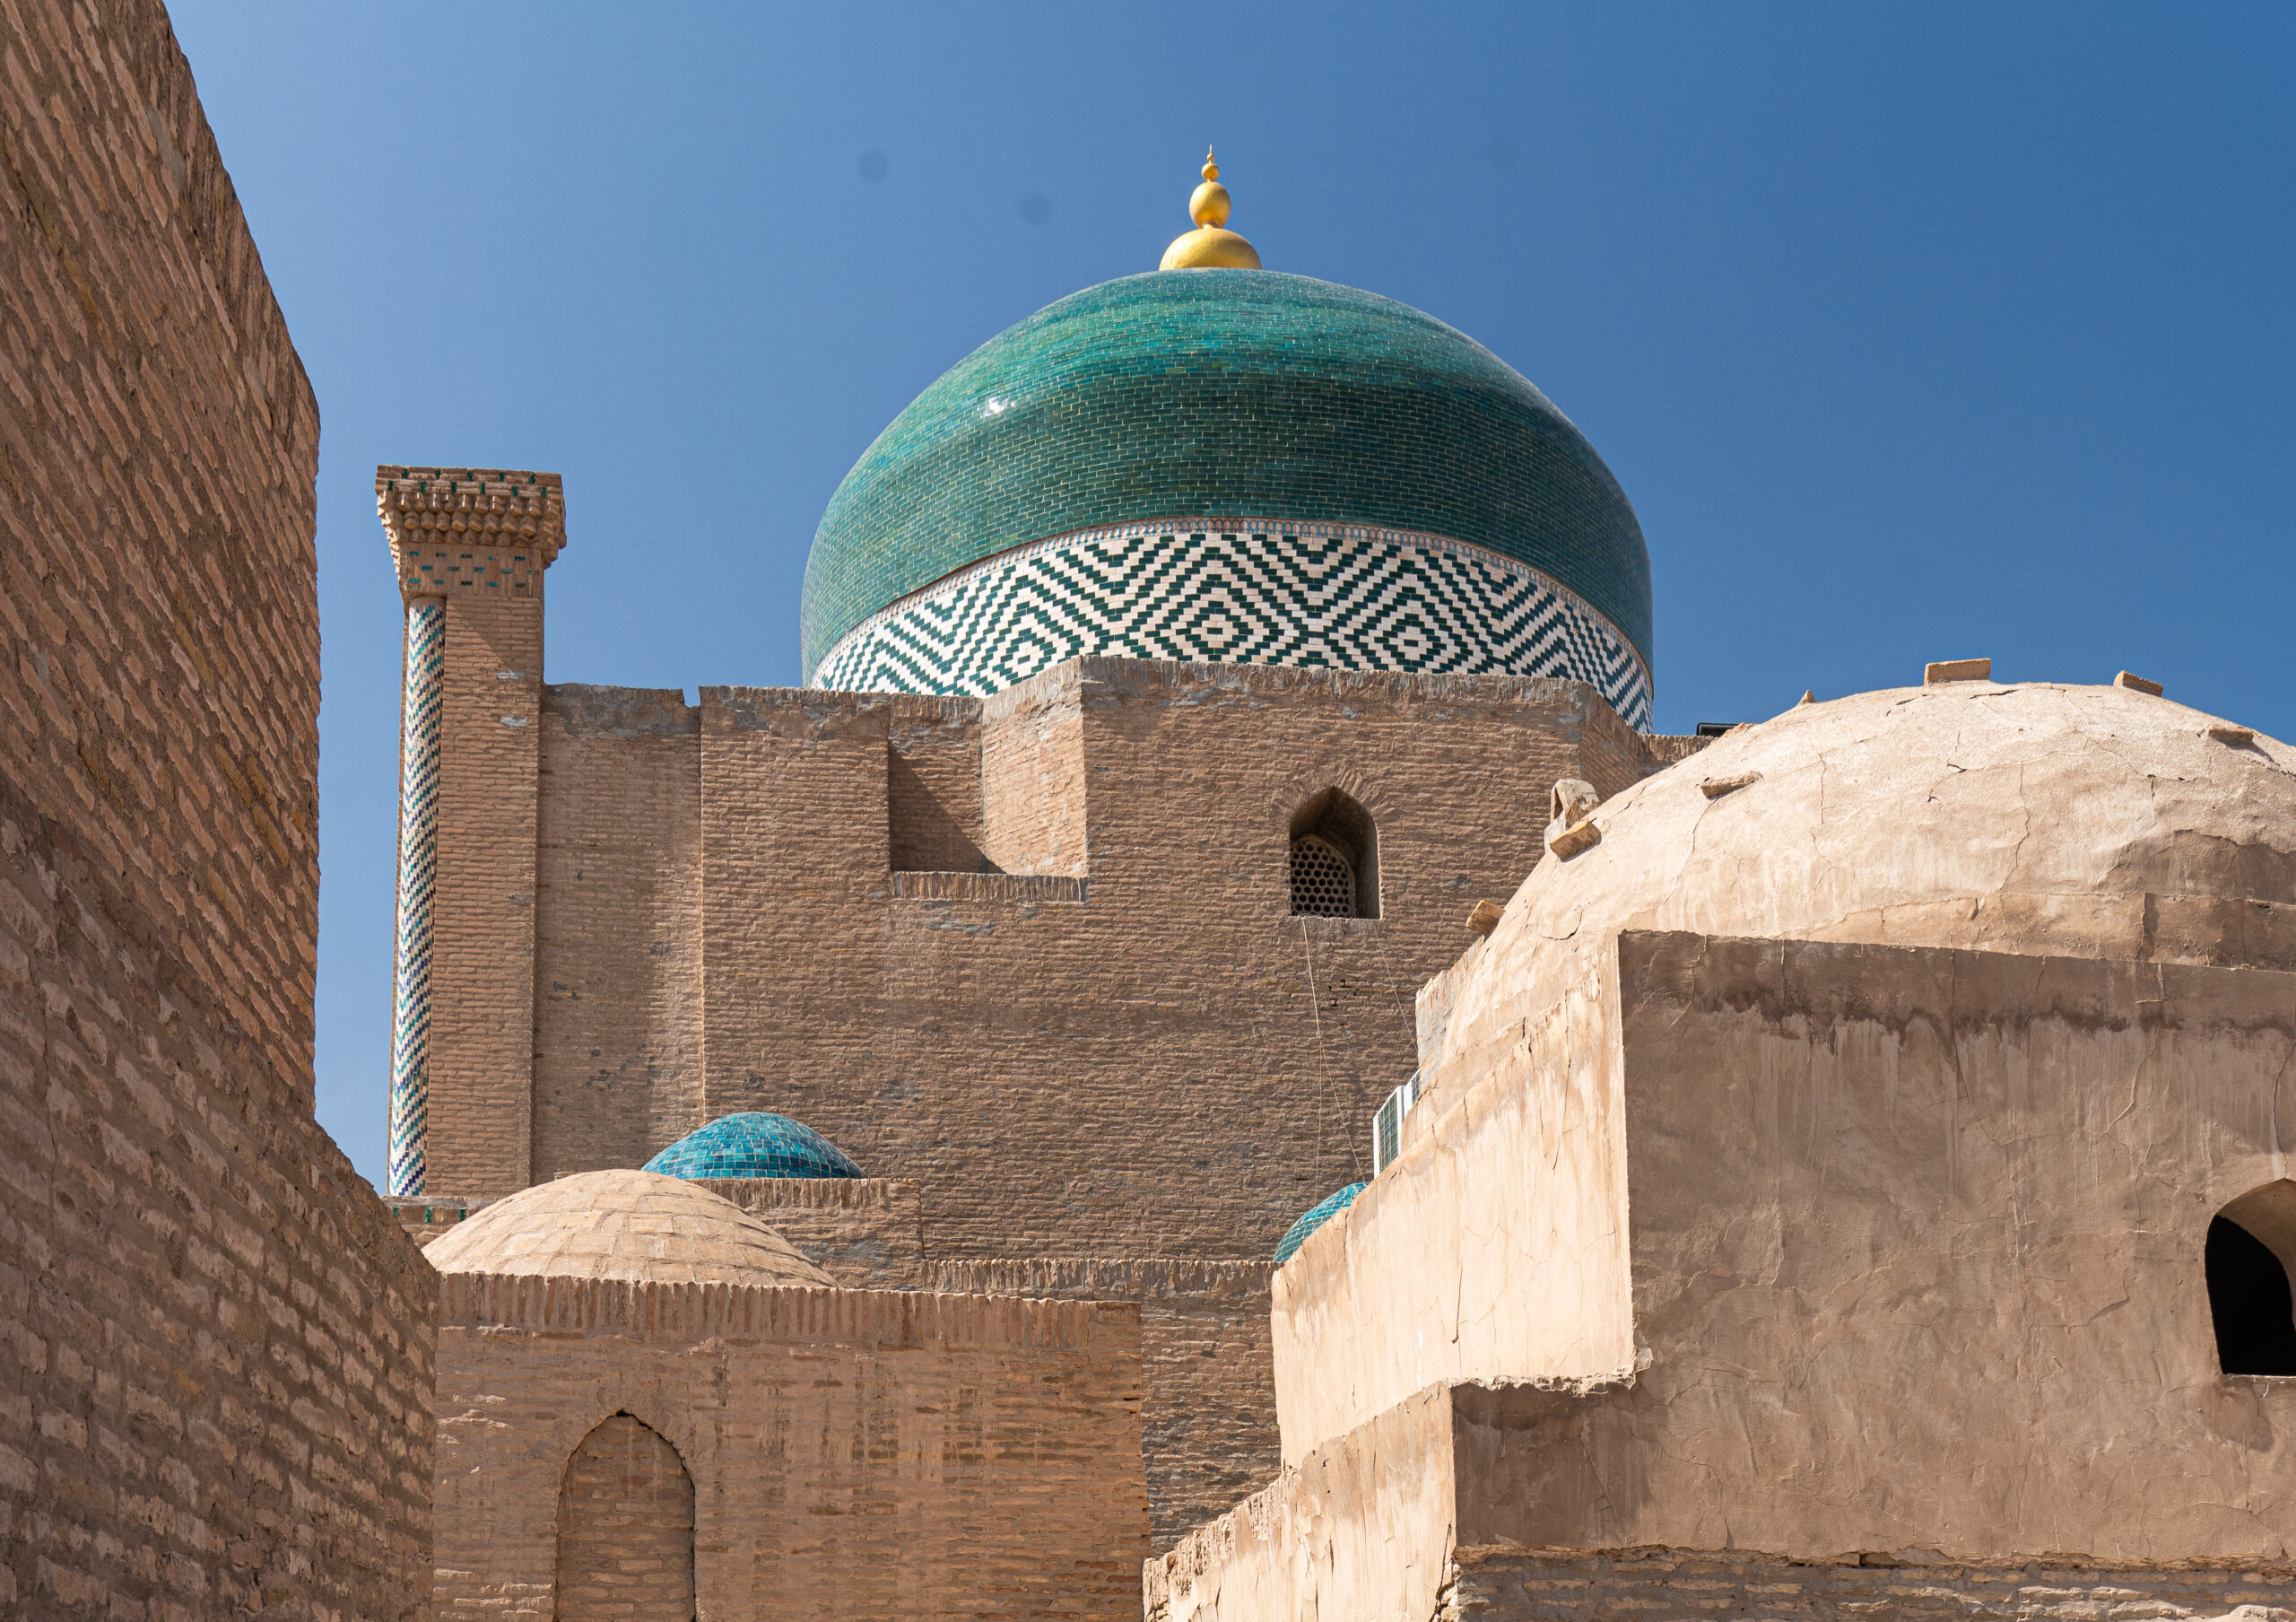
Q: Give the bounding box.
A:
[802,270,1653,717]
[1274,1182,1367,1269]
[642,1112,864,1182]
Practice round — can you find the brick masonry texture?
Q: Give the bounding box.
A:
[0,5,437,1617]
[456,647,1694,1547]
[554,1414,694,1622]
[935,1259,1276,1553]
[434,1272,1148,1621]
[1443,1548,2296,1622]
[532,682,699,1187]
[702,1175,926,1287]
[517,657,1670,1256]
[398,477,556,1198]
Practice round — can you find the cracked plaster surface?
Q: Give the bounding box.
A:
[1229,684,2296,1609]
[1431,681,2295,1106]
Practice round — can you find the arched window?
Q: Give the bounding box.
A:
[2207,1182,2296,1376]
[557,1413,695,1621]
[1289,789,1378,919]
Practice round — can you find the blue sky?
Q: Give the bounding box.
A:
[168,3,2295,1190]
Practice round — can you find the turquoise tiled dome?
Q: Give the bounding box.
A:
[642,1112,864,1181]
[801,270,1653,702]
[1274,1182,1367,1269]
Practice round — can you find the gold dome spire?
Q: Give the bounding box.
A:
[1161,148,1262,271]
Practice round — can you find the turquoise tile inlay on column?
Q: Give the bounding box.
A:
[386,597,444,1198]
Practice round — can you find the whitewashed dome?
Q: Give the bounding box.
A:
[1439,679,2295,1077]
[423,1168,833,1287]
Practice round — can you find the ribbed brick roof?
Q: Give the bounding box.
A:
[422,1169,833,1286]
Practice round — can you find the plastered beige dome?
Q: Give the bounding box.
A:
[423,1168,834,1286]
[1440,679,2296,1073]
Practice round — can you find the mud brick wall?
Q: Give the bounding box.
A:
[450,632,1695,1266]
[1,0,321,1108]
[701,1175,925,1286]
[935,1259,1278,1554]
[434,1273,1148,1621]
[0,4,436,1616]
[1447,1549,2296,1622]
[419,498,549,1197]
[684,661,1664,1263]
[553,1414,694,1622]
[888,692,989,873]
[533,683,702,1183]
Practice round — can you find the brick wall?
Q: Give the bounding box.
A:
[889,693,989,873]
[458,655,1692,1565]
[1445,1549,2296,1622]
[535,659,1663,1265]
[554,1414,693,1622]
[979,668,1090,876]
[936,1259,1276,1552]
[435,1273,1148,1621]
[533,682,700,1182]
[2,0,320,1111]
[0,4,437,1617]
[703,1176,925,1286]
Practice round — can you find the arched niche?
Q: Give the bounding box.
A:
[1289,788,1378,919]
[556,1412,696,1621]
[2207,1180,2296,1377]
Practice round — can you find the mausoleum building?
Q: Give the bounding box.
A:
[371,155,2296,1621]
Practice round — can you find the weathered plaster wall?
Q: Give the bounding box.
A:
[0,4,437,1614]
[1413,682,2296,1146]
[1560,930,2296,1562]
[1144,1384,1460,1622]
[1447,1548,2296,1622]
[434,1274,1148,1621]
[1272,946,1636,1463]
[1273,932,2296,1564]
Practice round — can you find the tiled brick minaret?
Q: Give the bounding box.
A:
[378,467,566,1197]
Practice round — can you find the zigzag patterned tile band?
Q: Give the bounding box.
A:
[387,597,445,1198]
[812,521,1654,729]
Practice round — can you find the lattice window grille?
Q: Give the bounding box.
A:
[1290,833,1358,917]
[1372,1071,1422,1175]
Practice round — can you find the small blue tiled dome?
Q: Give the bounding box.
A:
[642,1112,864,1182]
[1273,1182,1367,1269]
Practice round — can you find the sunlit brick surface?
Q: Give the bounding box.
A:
[0,4,436,1614]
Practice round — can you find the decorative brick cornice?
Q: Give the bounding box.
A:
[377,466,566,604]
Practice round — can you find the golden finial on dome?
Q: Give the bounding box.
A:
[1161,146,1262,271]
